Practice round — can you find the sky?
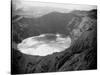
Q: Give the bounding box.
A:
[12,0,97,18]
[12,0,97,10]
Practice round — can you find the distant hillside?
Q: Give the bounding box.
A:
[12,11,82,42]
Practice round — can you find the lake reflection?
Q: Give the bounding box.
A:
[17,33,71,56]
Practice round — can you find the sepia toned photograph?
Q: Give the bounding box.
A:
[11,0,97,74]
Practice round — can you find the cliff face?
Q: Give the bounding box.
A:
[11,10,97,74]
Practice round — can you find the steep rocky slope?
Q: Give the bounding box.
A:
[11,9,97,74]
